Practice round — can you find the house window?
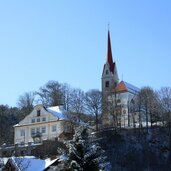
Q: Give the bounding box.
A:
[105,81,109,88]
[37,110,41,117]
[106,70,109,75]
[42,117,46,122]
[2,151,7,156]
[64,125,72,132]
[31,128,35,135]
[36,127,40,133]
[31,118,35,123]
[37,118,40,122]
[42,127,46,134]
[20,129,25,136]
[52,125,56,132]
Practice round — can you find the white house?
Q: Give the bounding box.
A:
[14,105,74,144]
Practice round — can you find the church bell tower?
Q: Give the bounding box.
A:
[102,31,119,93]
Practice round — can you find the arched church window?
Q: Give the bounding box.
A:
[117,99,121,104]
[130,99,135,113]
[105,81,109,88]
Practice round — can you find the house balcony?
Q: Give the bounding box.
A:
[31,132,42,138]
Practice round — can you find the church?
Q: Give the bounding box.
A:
[101,31,140,128]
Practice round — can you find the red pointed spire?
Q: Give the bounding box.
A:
[106,30,114,74]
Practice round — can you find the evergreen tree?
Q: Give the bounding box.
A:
[60,126,110,171]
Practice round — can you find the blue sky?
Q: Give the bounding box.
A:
[0,0,171,107]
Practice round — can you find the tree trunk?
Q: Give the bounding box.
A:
[95,113,98,131]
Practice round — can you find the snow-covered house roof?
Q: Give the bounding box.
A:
[5,157,58,171]
[47,106,68,120]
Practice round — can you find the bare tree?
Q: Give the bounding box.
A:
[158,87,171,159]
[128,98,136,128]
[134,91,143,134]
[69,88,85,119]
[158,87,171,117]
[102,88,121,129]
[36,81,87,124]
[17,92,35,118]
[61,83,73,111]
[36,80,63,107]
[84,89,102,131]
[136,87,158,132]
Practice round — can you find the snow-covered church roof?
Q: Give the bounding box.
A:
[124,81,140,93]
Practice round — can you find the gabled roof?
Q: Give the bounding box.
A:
[115,81,139,94]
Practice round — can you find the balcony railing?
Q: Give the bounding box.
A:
[31,132,42,138]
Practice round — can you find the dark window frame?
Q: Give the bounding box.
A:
[37,110,41,117]
[105,81,109,88]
